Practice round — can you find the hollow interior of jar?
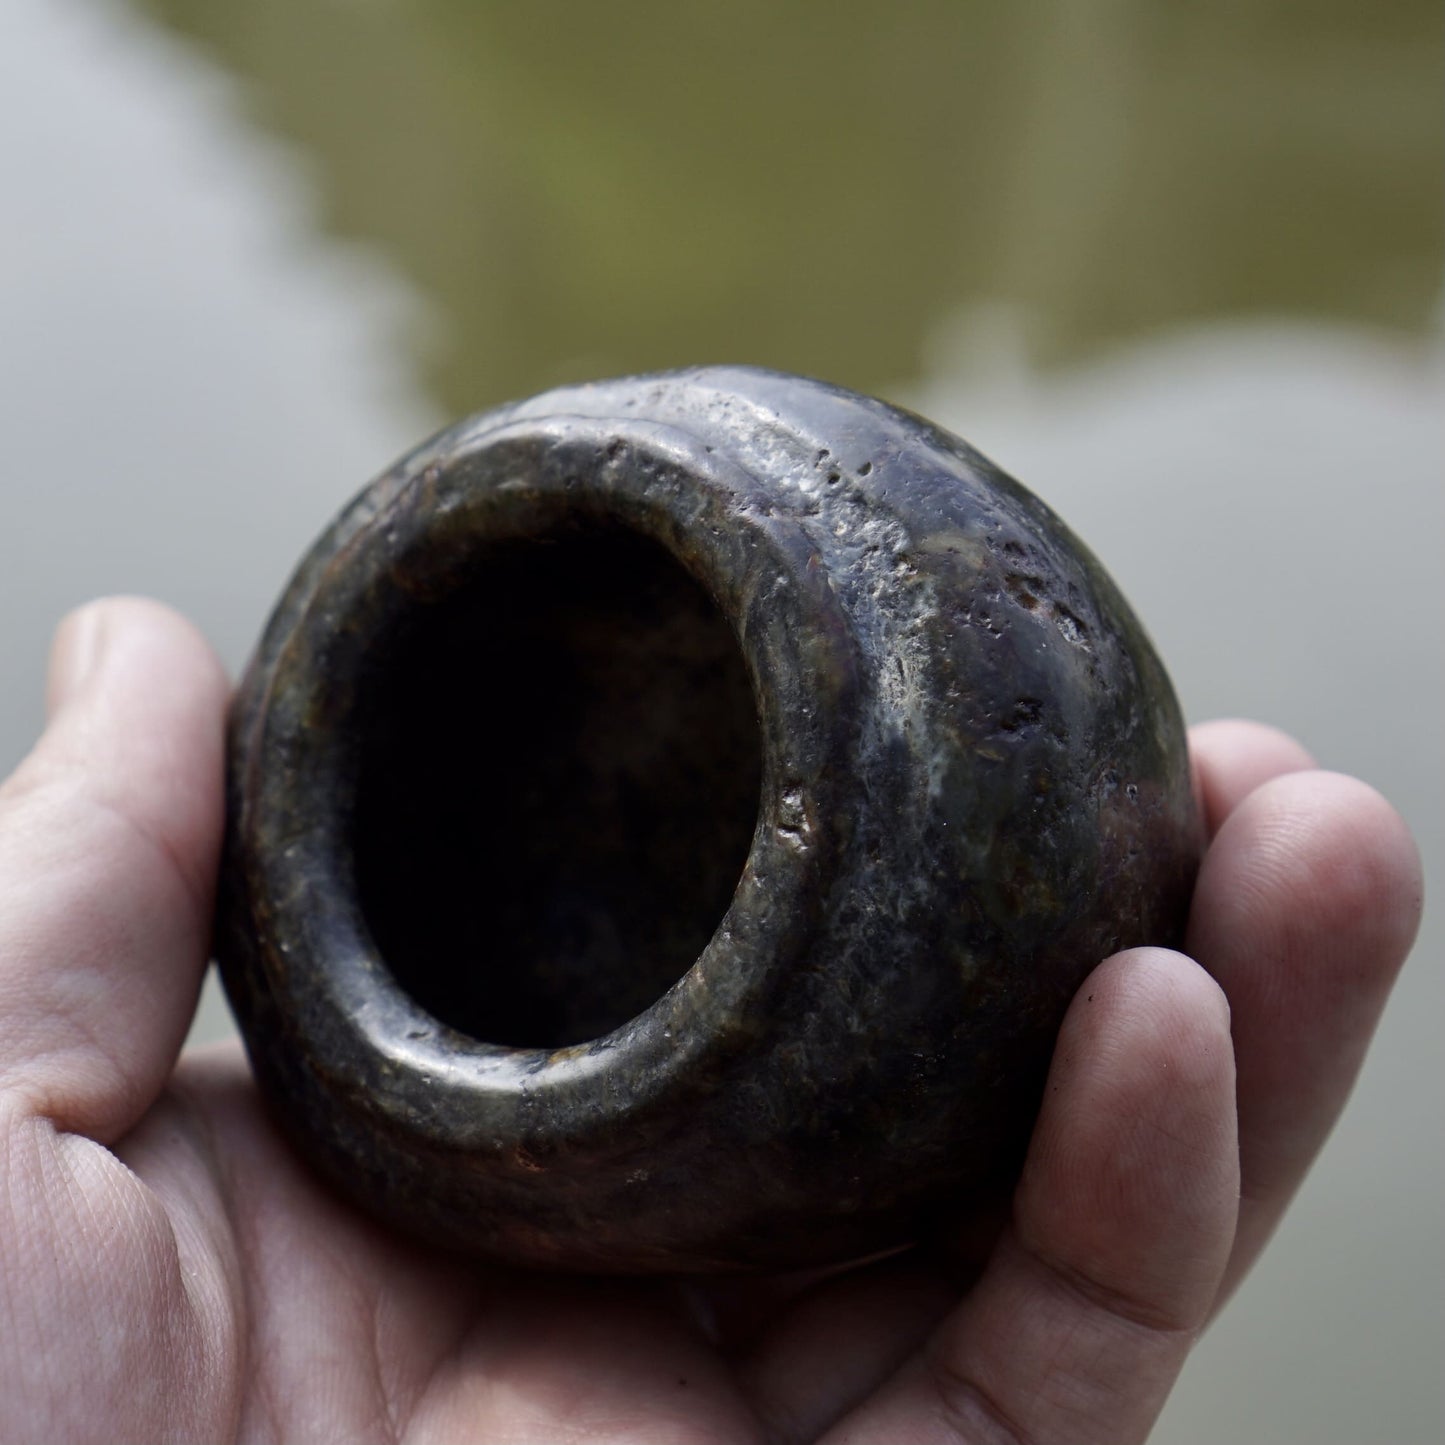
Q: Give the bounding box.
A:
[350,522,763,1050]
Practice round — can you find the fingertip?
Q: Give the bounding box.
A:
[46,602,107,715]
[20,599,231,893]
[1190,717,1313,760]
[46,596,230,721]
[1193,769,1423,993]
[1027,948,1240,1269]
[1305,772,1423,959]
[1062,948,1233,1087]
[1189,718,1317,837]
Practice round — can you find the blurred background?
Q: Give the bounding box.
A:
[1,1,1439,1437]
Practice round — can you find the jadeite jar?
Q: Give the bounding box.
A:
[217,366,1200,1273]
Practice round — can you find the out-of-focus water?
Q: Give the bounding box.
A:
[1,2,1440,1440]
[135,0,1443,413]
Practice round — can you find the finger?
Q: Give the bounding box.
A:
[1189,718,1316,838]
[0,598,229,1140]
[818,949,1238,1445]
[1185,769,1421,1305]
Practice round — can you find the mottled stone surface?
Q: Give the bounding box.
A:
[217,366,1201,1273]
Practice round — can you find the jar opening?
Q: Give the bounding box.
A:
[351,523,763,1049]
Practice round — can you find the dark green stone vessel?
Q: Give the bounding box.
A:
[217,366,1200,1273]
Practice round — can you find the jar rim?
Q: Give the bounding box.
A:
[232,410,860,1156]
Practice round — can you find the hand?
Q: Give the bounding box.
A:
[0,599,1421,1444]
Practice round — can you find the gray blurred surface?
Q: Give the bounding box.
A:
[1,3,1440,1440]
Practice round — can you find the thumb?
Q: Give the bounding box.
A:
[0,597,230,1140]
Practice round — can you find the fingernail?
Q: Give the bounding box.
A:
[47,604,109,715]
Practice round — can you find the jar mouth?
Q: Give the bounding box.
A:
[350,520,764,1051]
[239,413,858,1151]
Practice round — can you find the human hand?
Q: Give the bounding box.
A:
[0,599,1422,1444]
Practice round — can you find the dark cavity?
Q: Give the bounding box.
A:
[352,526,762,1049]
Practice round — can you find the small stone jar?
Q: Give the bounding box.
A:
[217,366,1199,1273]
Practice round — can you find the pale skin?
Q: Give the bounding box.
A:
[0,598,1423,1445]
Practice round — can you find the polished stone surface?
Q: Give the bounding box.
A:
[217,366,1200,1272]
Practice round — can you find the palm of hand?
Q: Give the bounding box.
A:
[0,601,1422,1444]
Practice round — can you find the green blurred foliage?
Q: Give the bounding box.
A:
[139,0,1441,414]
